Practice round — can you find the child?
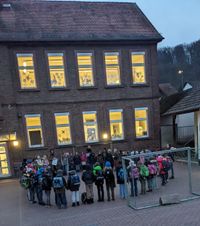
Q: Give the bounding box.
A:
[127,160,139,197]
[104,161,115,201]
[93,162,104,202]
[116,161,127,199]
[42,167,52,206]
[147,160,157,192]
[67,170,81,207]
[52,169,68,209]
[82,165,95,204]
[138,162,149,195]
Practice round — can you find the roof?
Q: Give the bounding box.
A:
[0,0,163,42]
[159,83,178,97]
[162,88,200,115]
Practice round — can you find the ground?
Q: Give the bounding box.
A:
[1,162,200,226]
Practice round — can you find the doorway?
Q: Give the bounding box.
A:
[0,143,10,177]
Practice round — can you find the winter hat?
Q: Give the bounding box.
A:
[105,161,111,167]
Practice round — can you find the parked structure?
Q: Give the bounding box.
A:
[0,1,163,177]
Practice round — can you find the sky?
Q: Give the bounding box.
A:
[52,0,200,48]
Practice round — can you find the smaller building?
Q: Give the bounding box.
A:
[161,81,200,160]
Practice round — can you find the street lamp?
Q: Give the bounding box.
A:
[178,70,184,90]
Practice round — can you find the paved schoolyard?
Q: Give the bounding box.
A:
[1,162,200,226]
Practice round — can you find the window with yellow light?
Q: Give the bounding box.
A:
[25,114,44,147]
[48,53,66,88]
[131,52,146,84]
[55,113,72,145]
[109,109,124,140]
[105,52,121,85]
[16,53,37,89]
[135,108,148,138]
[77,53,94,87]
[83,111,98,143]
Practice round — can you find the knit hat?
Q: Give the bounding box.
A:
[105,161,111,167]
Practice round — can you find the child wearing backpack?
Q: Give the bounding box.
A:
[93,162,104,202]
[116,161,127,199]
[127,160,139,197]
[104,161,115,201]
[138,162,149,195]
[157,156,167,186]
[53,169,68,209]
[147,160,157,192]
[42,167,52,206]
[82,165,95,204]
[67,170,81,207]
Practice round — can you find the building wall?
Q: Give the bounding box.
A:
[0,42,160,175]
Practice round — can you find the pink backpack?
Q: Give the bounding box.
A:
[131,167,139,179]
[148,164,157,175]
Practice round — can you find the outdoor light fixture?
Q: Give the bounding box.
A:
[102,133,108,140]
[13,140,19,147]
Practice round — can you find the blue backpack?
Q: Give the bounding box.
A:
[71,174,80,186]
[118,168,124,181]
[52,176,64,189]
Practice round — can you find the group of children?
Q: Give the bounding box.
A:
[20,147,175,209]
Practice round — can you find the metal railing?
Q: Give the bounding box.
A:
[122,147,200,210]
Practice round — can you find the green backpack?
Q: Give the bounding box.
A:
[140,165,149,177]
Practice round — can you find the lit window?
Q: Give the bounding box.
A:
[83,111,98,143]
[55,113,72,145]
[131,52,146,84]
[25,114,44,148]
[109,109,124,140]
[105,52,121,85]
[77,53,94,87]
[47,53,66,88]
[16,53,37,89]
[134,108,149,138]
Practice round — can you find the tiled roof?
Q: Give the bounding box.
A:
[0,0,163,42]
[159,83,178,97]
[162,88,200,115]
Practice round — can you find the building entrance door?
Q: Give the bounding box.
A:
[0,143,10,177]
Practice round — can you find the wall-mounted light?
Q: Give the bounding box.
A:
[13,140,19,147]
[102,133,108,140]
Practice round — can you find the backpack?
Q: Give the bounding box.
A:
[140,165,149,177]
[148,164,157,175]
[52,176,64,189]
[131,167,139,179]
[162,160,170,171]
[117,168,124,181]
[71,174,80,186]
[96,170,104,182]
[20,176,30,189]
[104,168,113,180]
[83,171,93,184]
[81,192,87,204]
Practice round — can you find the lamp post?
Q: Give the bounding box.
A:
[178,70,184,90]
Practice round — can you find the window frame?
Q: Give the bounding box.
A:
[46,51,68,89]
[109,109,124,141]
[75,51,96,88]
[82,111,99,143]
[25,114,44,148]
[54,112,72,146]
[130,51,147,85]
[134,107,149,139]
[104,51,122,87]
[16,52,38,90]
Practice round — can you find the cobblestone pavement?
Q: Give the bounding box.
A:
[1,162,200,226]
